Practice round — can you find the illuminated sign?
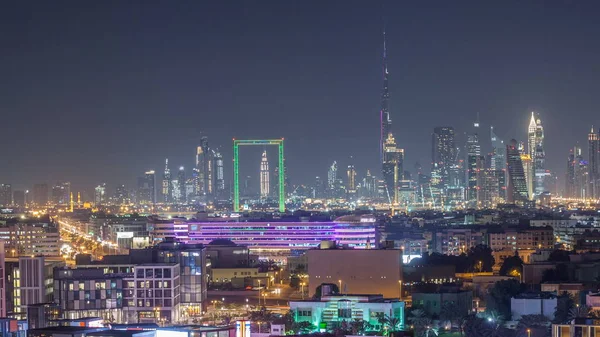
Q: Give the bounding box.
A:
[156,330,188,337]
[117,231,134,239]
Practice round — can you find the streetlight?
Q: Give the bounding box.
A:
[300,282,305,300]
[338,279,342,294]
[398,280,402,300]
[527,328,531,337]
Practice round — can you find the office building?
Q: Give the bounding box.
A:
[114,185,128,205]
[466,120,481,204]
[94,184,106,206]
[432,127,456,191]
[13,190,25,207]
[196,136,214,198]
[382,133,404,204]
[490,126,507,200]
[589,127,600,199]
[51,182,70,205]
[260,150,270,198]
[162,159,172,203]
[177,167,186,203]
[214,150,225,200]
[346,162,357,198]
[506,139,529,204]
[530,113,549,197]
[137,171,156,205]
[0,184,11,207]
[327,161,338,198]
[33,184,49,206]
[488,226,554,251]
[379,30,392,167]
[308,247,402,298]
[0,241,5,317]
[0,216,60,256]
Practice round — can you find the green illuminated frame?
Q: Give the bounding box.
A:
[233,139,285,212]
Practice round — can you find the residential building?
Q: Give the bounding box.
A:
[411,289,473,317]
[511,292,557,320]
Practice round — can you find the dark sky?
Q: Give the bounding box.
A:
[2,1,600,195]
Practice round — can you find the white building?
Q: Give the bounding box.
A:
[511,294,557,320]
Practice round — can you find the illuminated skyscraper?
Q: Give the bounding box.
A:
[567,144,588,199]
[196,136,214,198]
[490,126,506,200]
[466,119,481,203]
[214,150,225,199]
[528,112,548,197]
[506,139,529,204]
[137,171,156,205]
[178,167,186,203]
[51,182,70,205]
[260,150,270,198]
[328,161,337,197]
[0,184,11,206]
[382,133,404,204]
[380,30,392,164]
[347,161,357,198]
[162,159,172,203]
[115,184,128,205]
[32,183,49,206]
[432,127,456,191]
[589,126,600,198]
[94,183,106,205]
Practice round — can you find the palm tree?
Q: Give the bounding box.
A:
[568,305,594,320]
[408,309,430,337]
[378,313,402,333]
[516,315,550,337]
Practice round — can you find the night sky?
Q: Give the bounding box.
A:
[2,1,600,195]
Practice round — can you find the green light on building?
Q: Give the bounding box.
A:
[233,139,285,213]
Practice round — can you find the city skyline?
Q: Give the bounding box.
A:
[2,2,600,194]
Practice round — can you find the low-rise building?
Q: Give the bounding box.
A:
[411,289,473,317]
[552,318,600,337]
[510,292,557,320]
[290,294,404,332]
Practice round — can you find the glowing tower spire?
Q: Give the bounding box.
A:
[380,29,392,163]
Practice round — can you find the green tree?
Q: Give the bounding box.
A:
[568,305,595,320]
[548,249,571,262]
[408,309,430,337]
[553,293,575,324]
[542,264,570,282]
[499,253,523,277]
[486,279,523,319]
[440,301,462,331]
[349,319,371,335]
[378,313,402,333]
[291,321,315,334]
[516,315,550,337]
[467,244,495,272]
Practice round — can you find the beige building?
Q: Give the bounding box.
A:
[307,248,402,298]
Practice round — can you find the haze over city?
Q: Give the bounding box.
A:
[3,1,600,194]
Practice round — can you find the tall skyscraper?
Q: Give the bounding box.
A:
[214,150,225,199]
[432,127,456,191]
[94,183,106,205]
[380,30,392,163]
[13,190,25,207]
[528,112,548,197]
[327,161,337,198]
[490,126,506,200]
[506,139,529,204]
[196,137,214,198]
[178,167,186,203]
[260,150,270,198]
[569,144,588,199]
[115,184,128,205]
[382,133,404,204]
[0,184,12,206]
[51,182,70,205]
[589,126,600,199]
[347,161,357,198]
[466,120,481,203]
[137,171,156,205]
[32,184,48,206]
[162,159,172,203]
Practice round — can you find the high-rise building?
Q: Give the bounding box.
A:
[50,182,70,205]
[177,167,186,203]
[260,150,270,198]
[196,136,214,198]
[528,112,548,197]
[569,144,588,199]
[380,30,392,164]
[506,139,529,204]
[115,184,128,205]
[466,121,481,203]
[0,241,5,317]
[162,159,172,203]
[214,150,225,199]
[347,161,357,198]
[566,149,576,198]
[0,184,12,207]
[313,176,325,199]
[589,126,600,199]
[382,133,404,204]
[137,171,156,205]
[490,126,507,200]
[32,184,48,206]
[12,190,25,207]
[432,127,456,192]
[327,161,337,198]
[94,183,106,206]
